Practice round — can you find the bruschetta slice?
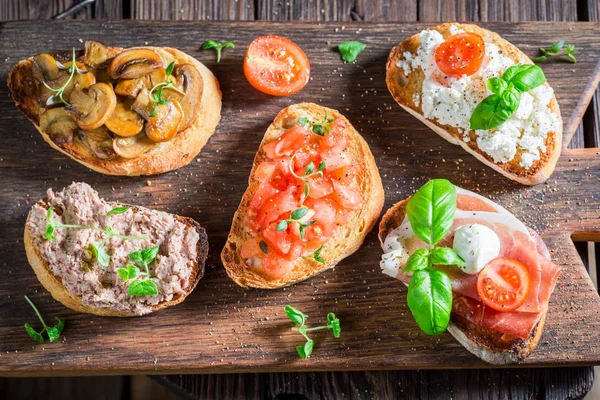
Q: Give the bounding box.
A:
[386,23,562,185]
[379,179,561,364]
[222,103,384,288]
[9,41,221,176]
[24,182,208,316]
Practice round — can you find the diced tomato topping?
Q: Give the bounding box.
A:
[243,117,362,281]
[434,32,485,78]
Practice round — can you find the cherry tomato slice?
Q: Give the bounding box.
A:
[476,258,531,312]
[244,36,310,96]
[434,32,485,77]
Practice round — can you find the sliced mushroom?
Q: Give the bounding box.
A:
[105,100,144,137]
[108,49,162,80]
[82,126,112,141]
[168,64,203,131]
[145,99,183,142]
[32,54,61,82]
[39,61,96,107]
[82,41,120,68]
[67,82,116,130]
[115,68,167,98]
[131,87,155,120]
[78,128,116,160]
[39,107,78,144]
[113,132,156,159]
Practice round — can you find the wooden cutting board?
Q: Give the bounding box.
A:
[0,21,599,377]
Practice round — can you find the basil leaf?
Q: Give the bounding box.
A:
[90,243,110,268]
[128,249,144,266]
[407,269,452,335]
[128,279,159,296]
[469,94,513,130]
[284,305,307,326]
[406,179,456,246]
[503,64,546,92]
[487,77,507,95]
[141,246,159,265]
[106,206,129,217]
[338,41,367,62]
[24,323,44,343]
[327,313,341,338]
[403,248,430,272]
[276,220,288,231]
[429,247,465,266]
[291,207,309,220]
[501,85,521,112]
[312,125,324,136]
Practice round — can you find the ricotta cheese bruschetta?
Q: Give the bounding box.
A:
[379,179,561,364]
[9,41,222,176]
[222,103,384,288]
[25,182,208,316]
[386,23,562,185]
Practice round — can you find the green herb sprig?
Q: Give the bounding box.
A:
[403,179,465,336]
[122,246,160,296]
[289,155,326,201]
[298,112,334,136]
[23,295,65,343]
[276,207,316,239]
[306,246,324,264]
[42,48,89,107]
[532,41,576,64]
[201,40,235,63]
[45,207,148,268]
[106,206,130,217]
[337,41,366,63]
[149,61,185,117]
[470,64,546,131]
[284,305,341,359]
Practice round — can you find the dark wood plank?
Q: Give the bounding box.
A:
[159,367,594,400]
[132,0,254,20]
[585,0,600,148]
[0,21,599,376]
[0,0,123,20]
[0,376,125,400]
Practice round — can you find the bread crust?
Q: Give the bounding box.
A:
[222,103,385,289]
[385,23,562,185]
[8,46,222,176]
[24,200,209,317]
[378,198,545,364]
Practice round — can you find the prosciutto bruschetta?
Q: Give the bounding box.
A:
[379,179,561,364]
[386,23,562,185]
[222,103,384,288]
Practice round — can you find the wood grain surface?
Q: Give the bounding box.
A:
[0,20,599,379]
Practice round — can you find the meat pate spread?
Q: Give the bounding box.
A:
[27,182,199,315]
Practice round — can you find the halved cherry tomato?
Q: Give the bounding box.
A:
[434,32,485,77]
[476,258,531,312]
[244,36,310,96]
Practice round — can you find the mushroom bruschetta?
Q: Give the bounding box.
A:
[379,179,561,364]
[9,42,221,176]
[386,23,562,185]
[25,182,208,316]
[222,103,384,289]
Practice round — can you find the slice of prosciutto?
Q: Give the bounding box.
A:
[380,187,561,340]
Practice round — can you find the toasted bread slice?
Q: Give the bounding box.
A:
[222,103,384,289]
[24,184,209,317]
[386,23,562,185]
[8,45,222,176]
[378,198,545,364]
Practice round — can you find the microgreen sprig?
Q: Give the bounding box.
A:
[276,207,316,239]
[307,246,324,264]
[289,155,326,201]
[200,40,235,63]
[149,61,185,117]
[106,206,129,217]
[532,41,576,64]
[298,112,334,136]
[284,305,341,359]
[120,246,160,296]
[42,48,88,107]
[23,295,65,343]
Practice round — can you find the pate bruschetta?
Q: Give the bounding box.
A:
[9,41,222,176]
[386,23,562,185]
[222,103,384,289]
[379,179,561,364]
[24,182,208,316]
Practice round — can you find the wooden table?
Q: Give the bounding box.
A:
[1,1,599,399]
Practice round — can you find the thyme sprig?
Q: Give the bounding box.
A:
[148,61,185,117]
[42,48,89,106]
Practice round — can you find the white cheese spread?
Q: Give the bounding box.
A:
[397,25,559,169]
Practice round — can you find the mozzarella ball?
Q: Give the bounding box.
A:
[452,223,500,275]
